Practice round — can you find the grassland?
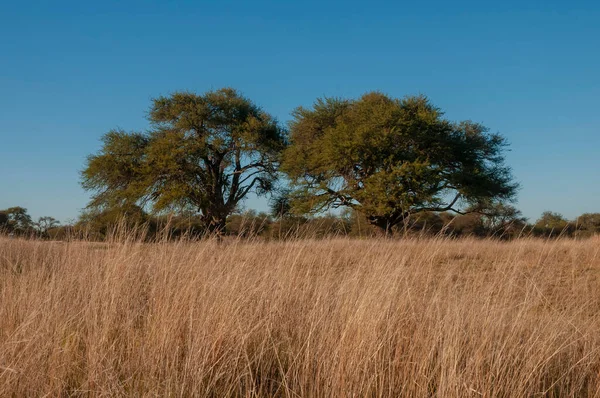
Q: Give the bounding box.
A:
[1,235,600,396]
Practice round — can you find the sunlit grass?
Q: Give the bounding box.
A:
[1,234,599,396]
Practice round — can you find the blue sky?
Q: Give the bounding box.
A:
[1,0,599,223]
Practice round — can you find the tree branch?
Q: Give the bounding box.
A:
[234,177,261,204]
[325,187,358,209]
[415,193,463,213]
[232,161,267,174]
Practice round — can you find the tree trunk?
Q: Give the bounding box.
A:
[203,213,227,236]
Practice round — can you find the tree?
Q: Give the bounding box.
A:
[35,216,60,237]
[82,88,286,234]
[533,211,573,237]
[576,213,600,237]
[281,92,518,235]
[0,207,33,234]
[452,202,527,239]
[269,188,293,219]
[479,203,527,238]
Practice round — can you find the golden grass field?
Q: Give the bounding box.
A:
[1,235,600,397]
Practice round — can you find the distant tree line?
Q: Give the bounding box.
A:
[0,207,59,238]
[220,208,600,240]
[2,206,598,241]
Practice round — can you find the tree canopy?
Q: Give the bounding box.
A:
[533,211,574,237]
[0,207,33,234]
[35,216,60,236]
[82,88,286,233]
[281,92,518,234]
[576,213,600,237]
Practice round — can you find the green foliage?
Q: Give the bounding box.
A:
[0,207,63,238]
[82,131,149,208]
[0,207,34,235]
[575,213,600,238]
[82,88,286,233]
[533,211,574,237]
[281,92,518,234]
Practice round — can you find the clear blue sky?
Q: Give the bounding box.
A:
[1,0,599,223]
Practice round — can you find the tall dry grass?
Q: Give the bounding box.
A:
[1,234,600,397]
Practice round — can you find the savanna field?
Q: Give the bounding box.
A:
[2,235,600,397]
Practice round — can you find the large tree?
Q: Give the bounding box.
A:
[82,88,286,233]
[281,92,518,234]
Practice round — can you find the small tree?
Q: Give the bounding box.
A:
[575,213,600,238]
[479,203,527,238]
[454,202,527,239]
[82,88,286,234]
[534,211,573,237]
[269,189,293,219]
[281,93,518,235]
[35,216,60,237]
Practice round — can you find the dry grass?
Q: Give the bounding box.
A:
[1,235,600,397]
